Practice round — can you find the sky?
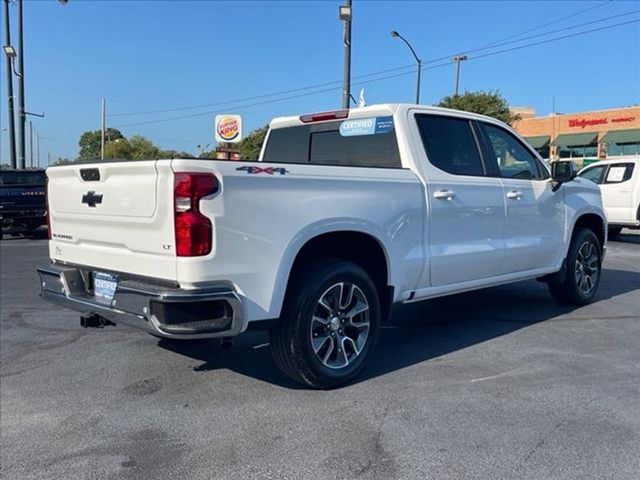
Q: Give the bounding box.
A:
[0,0,639,164]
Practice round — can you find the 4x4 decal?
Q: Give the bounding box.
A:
[236,166,289,175]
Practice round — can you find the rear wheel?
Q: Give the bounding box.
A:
[270,259,380,389]
[548,228,602,305]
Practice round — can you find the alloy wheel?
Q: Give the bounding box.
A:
[309,282,370,370]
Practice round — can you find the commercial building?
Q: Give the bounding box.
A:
[512,106,640,165]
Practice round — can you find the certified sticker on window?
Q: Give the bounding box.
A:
[339,116,394,137]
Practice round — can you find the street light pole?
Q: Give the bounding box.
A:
[2,0,17,168]
[339,1,352,109]
[391,30,421,104]
[453,55,468,96]
[16,0,26,169]
[29,120,33,168]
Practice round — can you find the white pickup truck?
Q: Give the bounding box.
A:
[577,157,640,236]
[38,104,607,388]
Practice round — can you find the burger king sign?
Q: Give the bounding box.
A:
[215,115,242,144]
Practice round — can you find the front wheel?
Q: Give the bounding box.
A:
[548,228,602,305]
[270,259,381,389]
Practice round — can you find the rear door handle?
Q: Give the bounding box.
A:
[434,190,455,200]
[506,190,523,200]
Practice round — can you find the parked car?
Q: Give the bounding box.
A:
[37,104,607,388]
[577,157,640,235]
[0,169,47,240]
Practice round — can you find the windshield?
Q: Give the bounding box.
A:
[0,170,46,186]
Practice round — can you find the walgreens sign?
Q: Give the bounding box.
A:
[568,116,636,129]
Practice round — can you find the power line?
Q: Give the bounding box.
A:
[473,0,612,50]
[112,63,451,128]
[111,17,640,129]
[468,17,640,62]
[107,63,415,117]
[422,8,640,66]
[109,8,637,120]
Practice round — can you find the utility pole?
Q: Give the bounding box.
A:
[47,152,51,167]
[101,98,105,160]
[3,0,17,168]
[339,1,352,109]
[453,55,468,96]
[28,120,33,168]
[17,0,26,169]
[36,130,40,167]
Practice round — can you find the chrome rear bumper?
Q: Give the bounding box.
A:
[36,263,245,339]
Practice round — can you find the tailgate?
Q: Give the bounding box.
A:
[47,161,177,281]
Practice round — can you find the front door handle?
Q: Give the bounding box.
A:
[506,190,523,200]
[434,189,455,200]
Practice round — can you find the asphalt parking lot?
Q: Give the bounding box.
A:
[1,232,639,480]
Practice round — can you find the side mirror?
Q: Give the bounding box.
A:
[551,160,577,189]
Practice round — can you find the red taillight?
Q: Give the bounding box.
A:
[299,109,349,123]
[174,173,218,257]
[46,176,51,240]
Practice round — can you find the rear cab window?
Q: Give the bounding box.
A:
[262,116,402,168]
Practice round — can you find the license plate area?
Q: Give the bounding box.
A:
[93,271,118,305]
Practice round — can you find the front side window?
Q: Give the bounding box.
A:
[415,115,485,176]
[579,165,606,184]
[481,124,544,180]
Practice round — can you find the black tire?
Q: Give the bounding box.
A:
[548,228,602,305]
[270,258,381,389]
[608,226,623,237]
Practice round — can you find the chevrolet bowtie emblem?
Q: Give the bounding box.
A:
[82,191,103,208]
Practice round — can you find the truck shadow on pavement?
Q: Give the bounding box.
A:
[609,232,640,244]
[158,267,640,389]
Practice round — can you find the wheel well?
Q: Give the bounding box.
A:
[287,231,392,318]
[573,213,605,249]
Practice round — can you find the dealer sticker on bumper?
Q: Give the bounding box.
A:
[93,272,117,304]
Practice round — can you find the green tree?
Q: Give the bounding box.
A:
[128,135,160,160]
[437,90,519,125]
[239,125,268,160]
[52,157,74,166]
[78,128,124,160]
[159,149,192,159]
[103,138,132,159]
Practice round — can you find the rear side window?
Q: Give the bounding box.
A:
[604,163,635,184]
[415,115,484,176]
[262,120,402,168]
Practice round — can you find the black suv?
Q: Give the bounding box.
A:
[0,169,47,239]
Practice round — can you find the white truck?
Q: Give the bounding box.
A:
[38,104,607,388]
[577,157,640,236]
